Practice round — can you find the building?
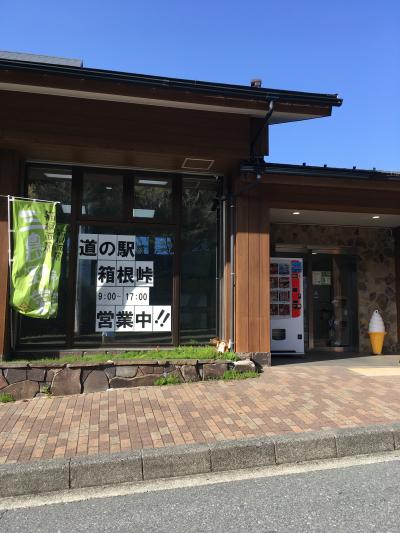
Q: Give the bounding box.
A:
[0,52,399,360]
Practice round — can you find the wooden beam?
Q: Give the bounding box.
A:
[242,172,400,192]
[262,183,400,214]
[0,150,21,359]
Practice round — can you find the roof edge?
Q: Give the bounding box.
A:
[241,161,400,181]
[0,58,343,107]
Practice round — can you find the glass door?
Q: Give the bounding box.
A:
[309,251,358,351]
[311,253,333,348]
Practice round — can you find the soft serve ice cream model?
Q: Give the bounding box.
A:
[368,310,386,355]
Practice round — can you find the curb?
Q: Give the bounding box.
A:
[1,423,400,498]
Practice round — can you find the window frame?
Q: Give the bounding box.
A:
[18,162,222,349]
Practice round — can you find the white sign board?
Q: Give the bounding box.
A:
[312,270,331,286]
[79,233,171,333]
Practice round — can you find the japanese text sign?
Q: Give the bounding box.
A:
[78,233,170,334]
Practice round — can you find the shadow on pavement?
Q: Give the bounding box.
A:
[272,352,400,368]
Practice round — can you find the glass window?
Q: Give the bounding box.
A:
[17,227,70,346]
[75,225,174,345]
[180,177,219,343]
[26,166,72,219]
[82,172,124,218]
[20,165,222,349]
[133,176,172,220]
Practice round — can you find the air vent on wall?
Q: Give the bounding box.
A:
[182,158,214,171]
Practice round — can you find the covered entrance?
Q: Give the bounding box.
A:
[271,245,358,353]
[231,162,400,358]
[270,208,400,357]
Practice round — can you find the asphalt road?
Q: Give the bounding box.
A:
[1,455,400,532]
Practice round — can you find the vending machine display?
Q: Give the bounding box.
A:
[270,258,304,354]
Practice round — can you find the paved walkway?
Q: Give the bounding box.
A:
[1,357,400,465]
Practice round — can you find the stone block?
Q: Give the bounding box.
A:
[209,437,275,472]
[236,352,252,361]
[109,374,157,388]
[124,359,153,365]
[250,352,271,368]
[1,380,39,400]
[83,370,109,393]
[202,362,228,380]
[51,367,81,396]
[81,369,92,383]
[233,360,256,373]
[116,365,138,378]
[104,365,116,379]
[0,372,7,389]
[0,458,70,497]
[113,360,139,366]
[181,365,200,382]
[32,363,65,368]
[153,366,165,374]
[138,365,164,375]
[166,359,197,366]
[0,363,28,369]
[27,368,46,382]
[46,368,60,384]
[170,365,181,375]
[70,451,142,489]
[3,367,27,384]
[137,365,155,375]
[67,362,98,368]
[334,425,395,457]
[274,431,337,464]
[142,443,211,480]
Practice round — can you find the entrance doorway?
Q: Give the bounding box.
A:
[272,246,359,353]
[309,251,358,351]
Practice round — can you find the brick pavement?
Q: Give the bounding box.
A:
[1,364,400,465]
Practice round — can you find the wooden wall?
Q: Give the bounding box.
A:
[234,184,270,353]
[0,91,253,174]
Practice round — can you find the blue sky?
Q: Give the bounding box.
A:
[1,1,399,170]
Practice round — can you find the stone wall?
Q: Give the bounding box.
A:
[0,358,257,401]
[271,224,398,353]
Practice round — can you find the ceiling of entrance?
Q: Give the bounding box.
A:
[270,209,400,228]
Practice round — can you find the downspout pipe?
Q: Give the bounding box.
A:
[229,194,236,351]
[229,99,274,352]
[250,99,275,160]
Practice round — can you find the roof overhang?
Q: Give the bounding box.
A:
[241,162,400,182]
[0,58,342,124]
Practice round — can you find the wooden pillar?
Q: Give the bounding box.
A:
[0,150,21,359]
[235,183,270,353]
[223,205,231,343]
[394,227,400,347]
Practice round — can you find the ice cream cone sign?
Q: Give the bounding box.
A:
[368,310,386,355]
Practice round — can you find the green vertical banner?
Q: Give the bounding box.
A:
[10,199,66,318]
[48,223,68,318]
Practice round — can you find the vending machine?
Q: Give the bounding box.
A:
[270,258,304,354]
